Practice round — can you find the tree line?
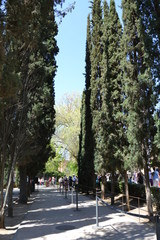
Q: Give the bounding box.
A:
[0,0,75,229]
[78,0,160,217]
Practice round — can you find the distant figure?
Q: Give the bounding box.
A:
[49,177,52,185]
[96,175,101,189]
[64,175,68,191]
[137,171,143,184]
[52,176,55,186]
[148,169,153,186]
[153,167,159,187]
[69,176,72,190]
[133,171,137,183]
[59,177,63,190]
[72,175,77,187]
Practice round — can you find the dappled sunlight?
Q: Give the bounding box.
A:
[12,187,156,240]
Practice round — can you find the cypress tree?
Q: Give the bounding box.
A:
[90,0,103,182]
[0,0,4,86]
[95,0,123,201]
[78,15,95,192]
[78,92,86,188]
[0,0,58,216]
[154,112,160,163]
[107,0,123,203]
[121,0,158,216]
[91,0,109,198]
[18,0,58,203]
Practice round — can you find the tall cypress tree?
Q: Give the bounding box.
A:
[0,0,58,222]
[92,0,110,199]
[0,0,4,87]
[107,0,122,203]
[154,112,160,163]
[90,0,103,179]
[78,15,95,192]
[121,0,159,216]
[18,0,58,203]
[94,0,123,201]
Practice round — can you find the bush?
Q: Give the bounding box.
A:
[105,181,124,194]
[151,187,160,214]
[106,181,160,212]
[106,181,146,199]
[128,183,146,199]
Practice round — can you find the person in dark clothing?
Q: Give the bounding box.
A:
[137,172,144,184]
[69,176,72,190]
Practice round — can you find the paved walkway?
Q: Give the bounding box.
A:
[12,186,156,240]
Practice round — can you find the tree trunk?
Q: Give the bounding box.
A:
[124,170,130,211]
[0,149,7,228]
[27,177,31,198]
[101,175,106,200]
[92,174,96,197]
[0,210,5,229]
[111,170,115,205]
[8,175,13,217]
[19,165,27,204]
[144,163,153,217]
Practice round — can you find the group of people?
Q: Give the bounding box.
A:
[58,175,78,190]
[38,176,57,187]
[130,167,160,188]
[149,167,160,187]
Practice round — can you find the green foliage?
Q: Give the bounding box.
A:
[154,113,160,164]
[45,147,64,176]
[54,93,81,162]
[128,183,146,199]
[78,14,95,189]
[89,0,123,176]
[0,0,60,214]
[105,181,123,194]
[121,0,159,171]
[106,181,146,199]
[65,159,78,176]
[151,187,160,213]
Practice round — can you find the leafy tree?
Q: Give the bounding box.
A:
[53,93,81,166]
[65,159,78,176]
[45,145,64,177]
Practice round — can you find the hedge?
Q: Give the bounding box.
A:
[105,181,160,211]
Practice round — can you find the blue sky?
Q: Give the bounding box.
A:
[55,0,122,104]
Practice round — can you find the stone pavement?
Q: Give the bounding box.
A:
[8,186,156,240]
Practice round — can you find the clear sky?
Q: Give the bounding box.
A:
[55,0,122,104]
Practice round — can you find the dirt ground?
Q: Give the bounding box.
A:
[0,194,36,240]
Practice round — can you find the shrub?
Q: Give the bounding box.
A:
[128,183,146,199]
[106,181,146,199]
[105,181,160,212]
[151,187,160,214]
[105,181,124,194]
